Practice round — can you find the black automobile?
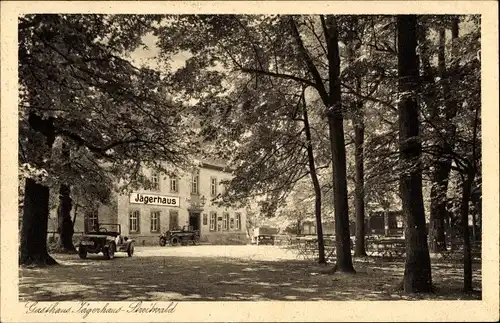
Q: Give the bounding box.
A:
[159,227,200,246]
[78,223,134,259]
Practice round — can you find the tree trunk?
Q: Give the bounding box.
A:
[471,205,477,242]
[429,160,451,252]
[460,77,480,293]
[55,184,76,252]
[323,15,355,273]
[428,21,460,253]
[397,15,433,293]
[288,16,353,271]
[19,112,57,266]
[302,94,326,264]
[460,173,474,292]
[19,178,58,266]
[55,141,76,252]
[328,114,355,272]
[384,211,389,236]
[353,78,367,256]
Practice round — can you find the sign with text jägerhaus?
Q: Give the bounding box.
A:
[130,193,180,207]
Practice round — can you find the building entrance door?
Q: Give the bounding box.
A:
[189,212,201,231]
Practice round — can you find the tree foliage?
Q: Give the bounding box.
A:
[18,14,199,265]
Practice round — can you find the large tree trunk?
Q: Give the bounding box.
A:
[325,16,355,273]
[397,15,433,293]
[20,178,57,266]
[302,95,326,264]
[289,15,354,272]
[19,113,57,266]
[328,115,355,272]
[354,106,367,257]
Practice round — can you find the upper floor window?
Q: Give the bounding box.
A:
[210,177,217,196]
[191,171,199,194]
[170,176,178,193]
[151,172,160,191]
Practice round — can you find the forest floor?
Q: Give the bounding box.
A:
[19,245,481,301]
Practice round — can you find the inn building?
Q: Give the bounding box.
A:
[49,160,249,245]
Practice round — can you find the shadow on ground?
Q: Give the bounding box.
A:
[19,252,481,301]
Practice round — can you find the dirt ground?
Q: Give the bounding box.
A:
[19,245,481,301]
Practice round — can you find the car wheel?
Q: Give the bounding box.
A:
[104,243,115,260]
[127,243,134,257]
[171,237,179,246]
[159,238,166,246]
[78,246,87,259]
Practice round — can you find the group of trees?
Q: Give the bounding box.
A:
[18,14,199,265]
[18,14,480,294]
[152,14,480,292]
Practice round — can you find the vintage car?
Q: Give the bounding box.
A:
[252,226,279,245]
[78,223,134,259]
[159,226,200,246]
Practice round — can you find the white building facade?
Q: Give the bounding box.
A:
[48,161,249,246]
[114,162,248,245]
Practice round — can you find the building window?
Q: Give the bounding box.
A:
[129,210,140,233]
[217,216,222,231]
[150,211,160,233]
[209,212,216,231]
[86,211,99,231]
[223,213,229,231]
[169,210,179,230]
[151,172,160,191]
[191,171,199,194]
[235,213,241,230]
[170,176,178,193]
[210,177,217,196]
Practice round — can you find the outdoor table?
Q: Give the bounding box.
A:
[291,236,337,262]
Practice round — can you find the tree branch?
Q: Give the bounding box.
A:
[240,67,316,88]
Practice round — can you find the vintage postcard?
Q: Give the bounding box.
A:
[1,1,499,322]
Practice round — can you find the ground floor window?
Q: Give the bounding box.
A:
[217,215,223,231]
[235,213,241,230]
[169,210,179,230]
[85,210,99,231]
[129,210,140,233]
[150,211,160,232]
[223,213,229,231]
[209,212,216,231]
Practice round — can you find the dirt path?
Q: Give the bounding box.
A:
[19,246,481,301]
